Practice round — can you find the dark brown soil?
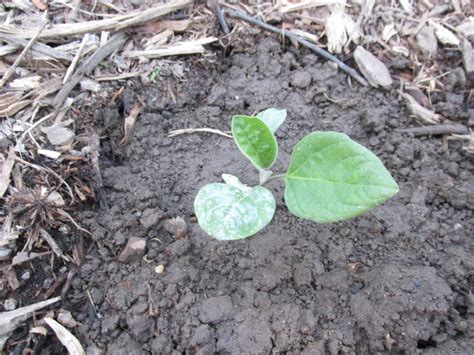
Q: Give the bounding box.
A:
[9,37,474,354]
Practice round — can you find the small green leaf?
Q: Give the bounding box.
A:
[232,115,278,170]
[194,182,276,240]
[256,108,287,133]
[285,132,399,223]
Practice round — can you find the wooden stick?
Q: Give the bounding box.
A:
[0,21,47,89]
[63,33,89,84]
[214,1,230,34]
[0,0,193,39]
[397,123,469,137]
[0,33,73,61]
[53,31,128,110]
[226,9,368,86]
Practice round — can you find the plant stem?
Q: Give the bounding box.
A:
[263,174,286,184]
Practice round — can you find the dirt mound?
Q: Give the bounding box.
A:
[68,38,473,354]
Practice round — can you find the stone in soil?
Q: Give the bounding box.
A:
[354,46,393,89]
[416,24,438,55]
[44,126,75,146]
[117,237,146,263]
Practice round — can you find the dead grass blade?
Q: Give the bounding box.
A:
[44,317,86,355]
[0,0,193,39]
[168,128,232,138]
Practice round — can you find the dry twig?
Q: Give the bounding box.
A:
[226,9,368,86]
[53,32,128,111]
[0,0,193,39]
[168,128,232,138]
[0,21,47,89]
[397,123,469,136]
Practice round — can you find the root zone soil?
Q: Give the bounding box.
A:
[6,38,474,354]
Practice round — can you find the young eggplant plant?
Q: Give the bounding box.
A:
[194,108,399,240]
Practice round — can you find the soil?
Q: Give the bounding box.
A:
[6,37,474,354]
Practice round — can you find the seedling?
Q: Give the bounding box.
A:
[194,108,399,240]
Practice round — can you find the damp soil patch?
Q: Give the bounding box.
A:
[65,38,474,354]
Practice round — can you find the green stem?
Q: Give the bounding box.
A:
[262,173,286,184]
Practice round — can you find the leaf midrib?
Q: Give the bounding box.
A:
[285,175,396,189]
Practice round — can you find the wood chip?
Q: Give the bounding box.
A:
[0,297,60,339]
[30,326,48,336]
[120,100,142,144]
[289,29,319,44]
[0,214,19,247]
[38,149,62,159]
[279,0,344,13]
[138,19,191,34]
[354,46,393,89]
[9,75,42,90]
[326,4,347,54]
[7,270,20,290]
[399,91,442,124]
[44,317,85,355]
[0,147,15,198]
[144,29,174,49]
[0,99,31,118]
[416,24,438,55]
[32,0,48,11]
[0,0,193,39]
[430,22,460,46]
[461,40,474,79]
[457,17,474,39]
[125,37,217,59]
[399,0,413,14]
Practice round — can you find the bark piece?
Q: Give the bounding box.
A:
[354,46,392,89]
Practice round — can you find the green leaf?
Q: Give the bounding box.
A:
[194,182,276,240]
[256,108,287,133]
[284,132,399,223]
[232,115,278,170]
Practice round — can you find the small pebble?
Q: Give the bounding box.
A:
[155,264,165,274]
[43,278,54,289]
[21,270,31,280]
[4,298,18,311]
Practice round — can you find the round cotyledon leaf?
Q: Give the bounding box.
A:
[256,108,287,133]
[194,182,276,240]
[285,131,399,223]
[232,115,278,170]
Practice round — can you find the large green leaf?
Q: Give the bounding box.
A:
[194,180,276,240]
[256,108,287,133]
[284,132,399,223]
[232,115,278,170]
